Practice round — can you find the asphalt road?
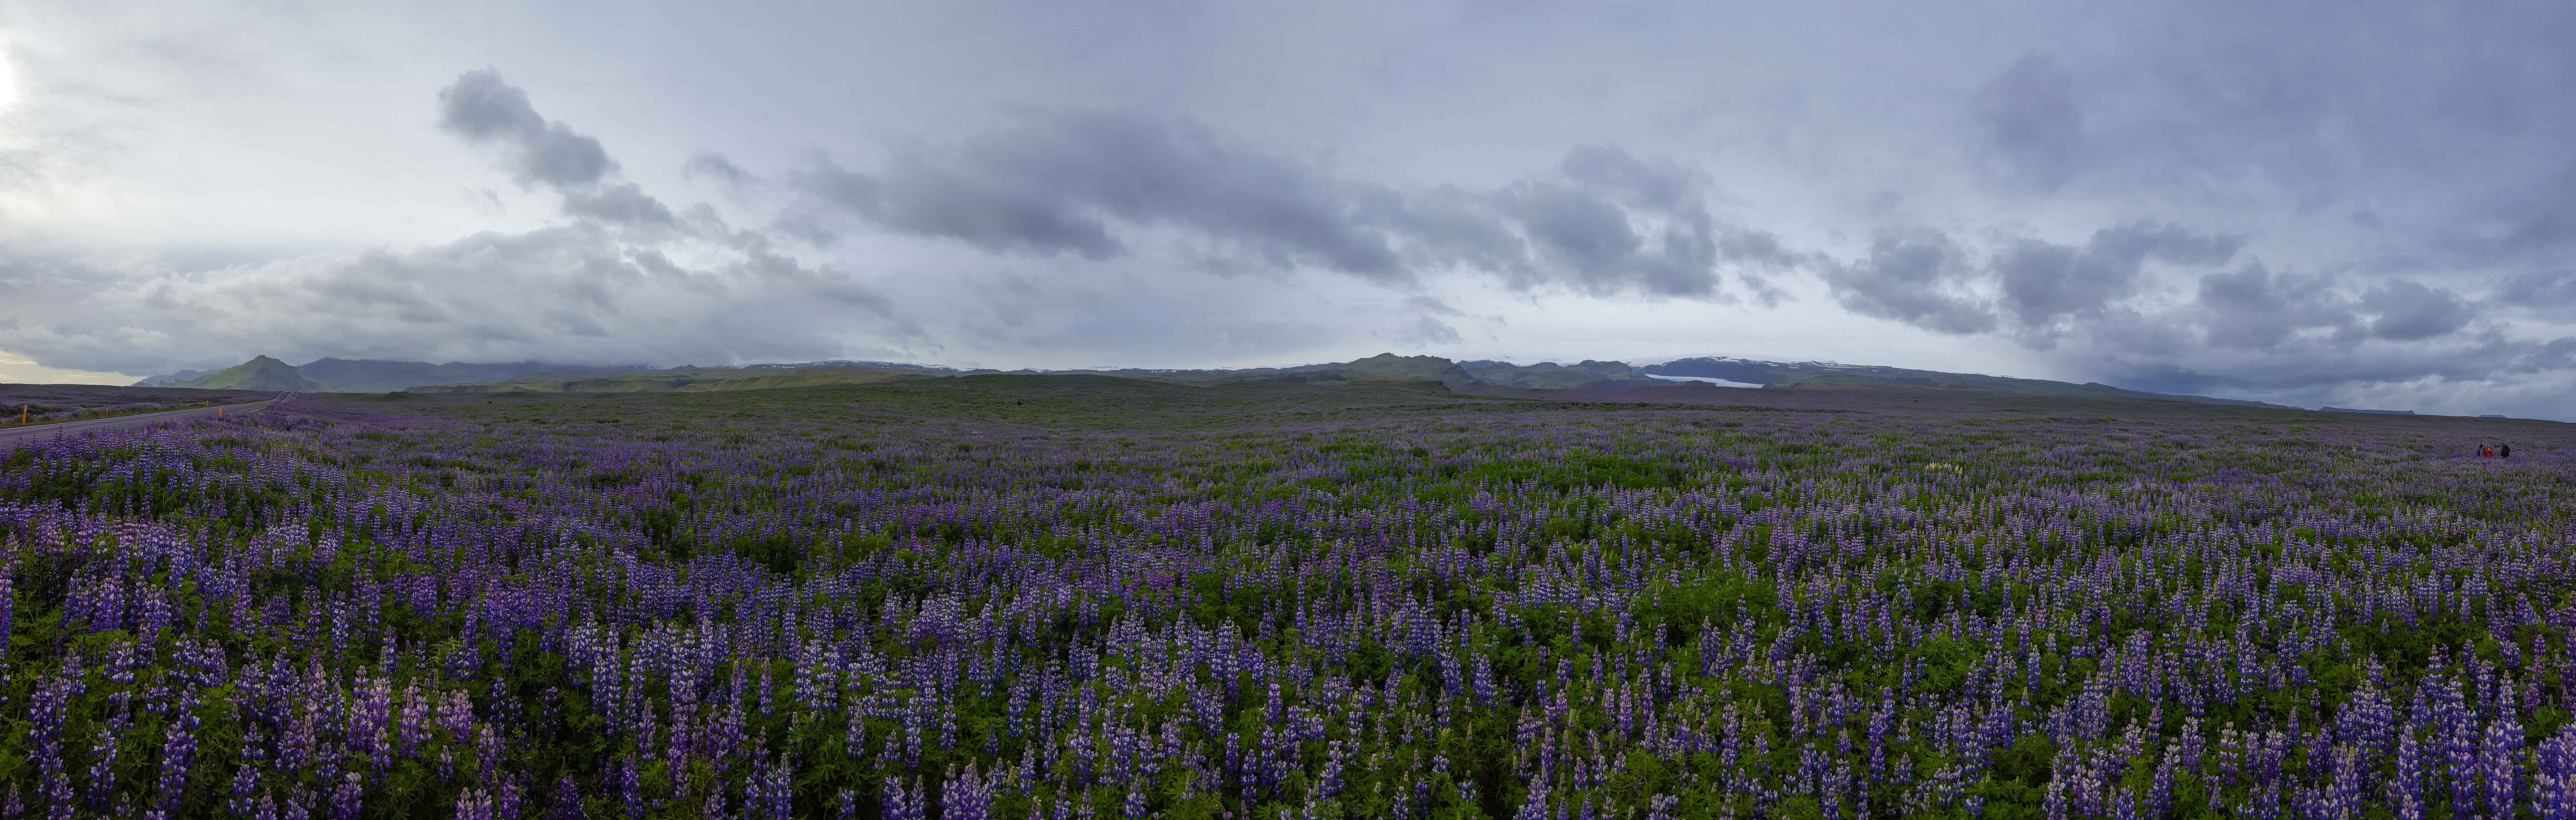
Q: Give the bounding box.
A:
[0,398,276,449]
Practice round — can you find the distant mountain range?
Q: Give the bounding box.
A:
[166,356,324,392]
[1036,353,1484,390]
[407,367,921,394]
[134,353,2392,412]
[142,358,587,393]
[294,359,584,393]
[130,369,216,388]
[1458,359,1666,389]
[1643,357,2306,410]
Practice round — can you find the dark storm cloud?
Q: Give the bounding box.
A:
[2098,330,2576,402]
[1353,188,1535,281]
[1997,221,2240,331]
[562,183,679,228]
[1822,233,1995,334]
[1395,314,1464,346]
[2358,279,2475,341]
[1813,216,2531,395]
[2499,163,2576,253]
[1559,145,1703,215]
[2055,0,2576,226]
[1498,183,1644,280]
[437,70,693,236]
[683,151,755,188]
[1971,54,2085,189]
[1770,0,2576,414]
[795,155,1126,261]
[1499,180,1716,297]
[2194,263,2358,351]
[1899,1,2576,413]
[792,114,1397,275]
[438,70,616,190]
[1492,146,1737,298]
[2501,269,2576,306]
[781,114,1780,299]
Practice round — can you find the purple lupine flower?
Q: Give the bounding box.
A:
[475,722,506,787]
[329,772,363,820]
[618,757,643,817]
[2480,701,2522,820]
[281,786,312,820]
[147,695,201,820]
[454,789,493,820]
[2394,713,2425,820]
[2149,745,2177,817]
[1516,780,1549,820]
[947,762,994,820]
[881,777,923,820]
[14,326,2576,818]
[396,682,428,762]
[30,674,79,820]
[2537,724,2576,820]
[545,777,584,820]
[752,752,794,820]
[758,663,775,719]
[84,717,122,814]
[496,777,524,820]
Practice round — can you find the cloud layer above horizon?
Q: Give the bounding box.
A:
[2,0,2573,417]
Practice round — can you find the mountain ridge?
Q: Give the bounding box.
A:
[137,352,2369,411]
[1457,359,1665,389]
[1646,357,2305,411]
[294,358,583,393]
[174,356,322,392]
[131,369,214,388]
[143,358,601,393]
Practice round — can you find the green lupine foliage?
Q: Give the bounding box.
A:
[0,380,2568,819]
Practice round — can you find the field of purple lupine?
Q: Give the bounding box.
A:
[0,377,2571,819]
[0,385,275,427]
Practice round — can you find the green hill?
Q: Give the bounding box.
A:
[1329,353,1480,388]
[131,369,213,387]
[177,356,321,392]
[1457,359,1663,389]
[294,358,580,392]
[411,366,925,394]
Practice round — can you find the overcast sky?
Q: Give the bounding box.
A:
[3,1,2573,417]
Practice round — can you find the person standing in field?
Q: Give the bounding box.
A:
[2501,443,2512,457]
